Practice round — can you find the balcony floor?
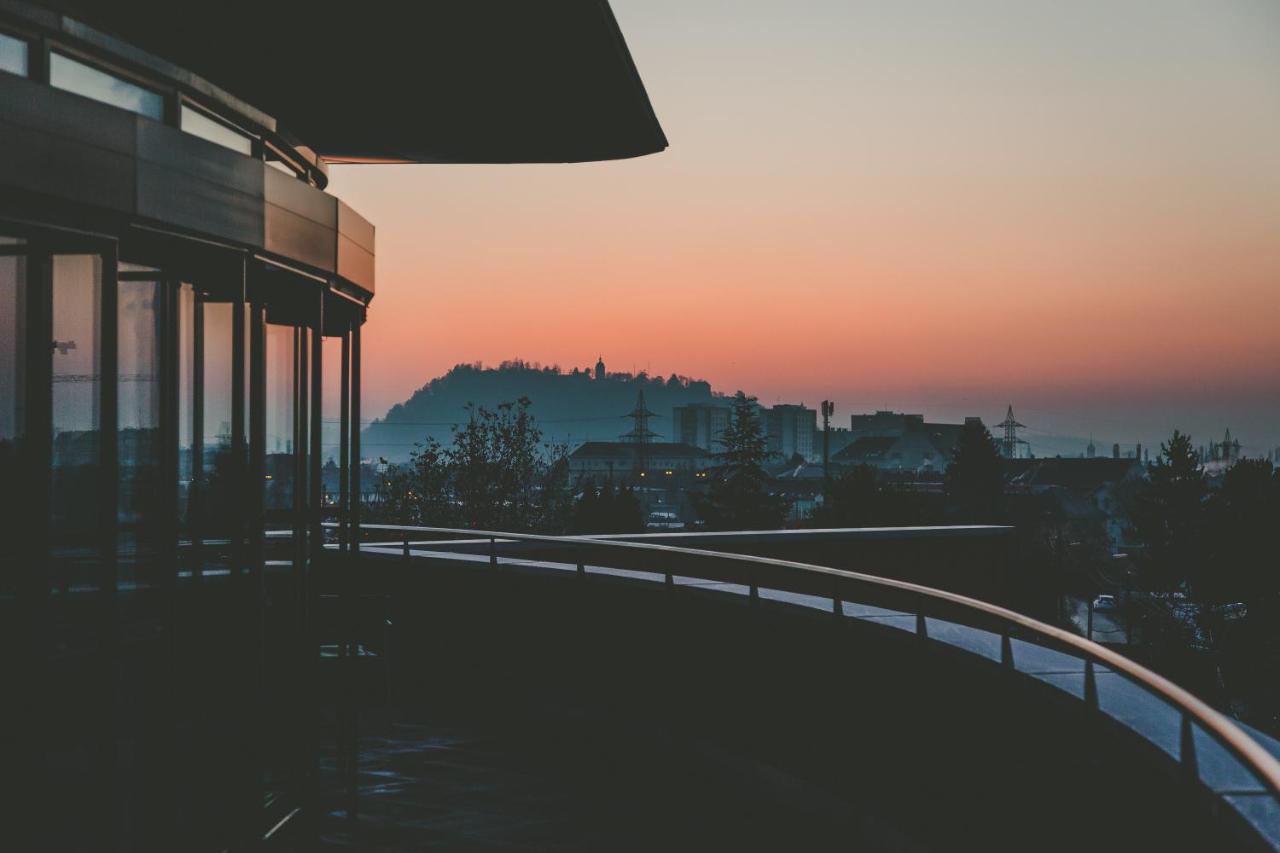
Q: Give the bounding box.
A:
[315,710,857,852]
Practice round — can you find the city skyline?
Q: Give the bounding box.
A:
[326,0,1280,455]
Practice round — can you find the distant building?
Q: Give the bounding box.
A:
[1209,428,1241,464]
[766,404,817,462]
[673,401,732,452]
[594,355,606,380]
[818,426,860,459]
[568,441,712,482]
[848,410,924,439]
[832,411,979,475]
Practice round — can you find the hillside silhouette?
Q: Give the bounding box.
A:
[363,360,726,461]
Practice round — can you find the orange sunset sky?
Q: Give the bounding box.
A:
[327,0,1280,455]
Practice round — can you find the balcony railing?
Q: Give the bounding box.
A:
[326,522,1280,849]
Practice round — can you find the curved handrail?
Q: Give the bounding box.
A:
[328,522,1280,809]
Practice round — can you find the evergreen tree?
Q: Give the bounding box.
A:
[1202,458,1278,610]
[695,392,788,530]
[1129,430,1206,591]
[612,485,645,533]
[944,420,1004,522]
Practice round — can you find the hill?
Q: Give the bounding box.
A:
[362,360,727,462]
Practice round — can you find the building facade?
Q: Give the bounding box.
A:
[568,440,712,482]
[833,411,979,475]
[673,401,732,452]
[0,2,665,849]
[766,403,817,462]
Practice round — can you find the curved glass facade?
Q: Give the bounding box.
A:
[0,11,371,846]
[0,228,366,848]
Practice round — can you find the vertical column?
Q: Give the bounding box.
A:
[305,288,324,835]
[19,249,52,842]
[190,296,204,582]
[249,289,270,840]
[344,315,362,819]
[97,246,120,842]
[231,273,246,579]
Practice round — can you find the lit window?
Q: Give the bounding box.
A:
[50,52,164,120]
[0,31,27,77]
[180,104,252,155]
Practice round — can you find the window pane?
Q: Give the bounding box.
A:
[177,284,194,546]
[49,52,164,121]
[0,251,27,599]
[201,301,235,553]
[118,279,164,596]
[52,254,102,597]
[265,323,296,516]
[321,334,344,515]
[0,31,27,77]
[181,104,252,155]
[0,253,25,444]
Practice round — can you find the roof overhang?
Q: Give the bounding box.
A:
[36,1,668,164]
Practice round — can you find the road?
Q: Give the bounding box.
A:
[1069,596,1130,644]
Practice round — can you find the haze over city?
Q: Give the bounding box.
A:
[327,0,1280,454]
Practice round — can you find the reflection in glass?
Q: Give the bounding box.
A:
[181,104,253,156]
[1,250,26,598]
[0,30,27,77]
[177,284,194,542]
[265,324,296,516]
[118,279,163,595]
[321,334,344,514]
[49,52,164,120]
[51,255,102,596]
[201,301,235,549]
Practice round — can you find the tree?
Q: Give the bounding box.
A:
[372,397,570,533]
[571,479,646,534]
[944,420,1004,523]
[695,392,788,530]
[379,436,452,526]
[1129,430,1207,591]
[810,465,878,526]
[1201,458,1279,611]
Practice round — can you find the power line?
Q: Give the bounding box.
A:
[320,414,627,427]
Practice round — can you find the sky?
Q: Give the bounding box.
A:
[326,0,1280,458]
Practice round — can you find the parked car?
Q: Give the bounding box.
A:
[1092,594,1117,611]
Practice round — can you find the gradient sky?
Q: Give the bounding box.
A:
[327,0,1280,457]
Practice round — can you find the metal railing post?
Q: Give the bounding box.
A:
[402,535,409,560]
[1084,660,1099,712]
[1180,713,1199,784]
[489,537,497,566]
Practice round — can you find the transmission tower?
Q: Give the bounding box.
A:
[997,405,1027,459]
[620,388,661,475]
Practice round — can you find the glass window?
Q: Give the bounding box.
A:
[177,284,194,544]
[264,323,296,517]
[0,31,27,77]
[0,249,27,599]
[118,278,164,596]
[49,52,164,121]
[201,300,235,554]
[51,254,102,598]
[180,104,252,156]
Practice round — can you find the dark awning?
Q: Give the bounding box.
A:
[41,1,667,164]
